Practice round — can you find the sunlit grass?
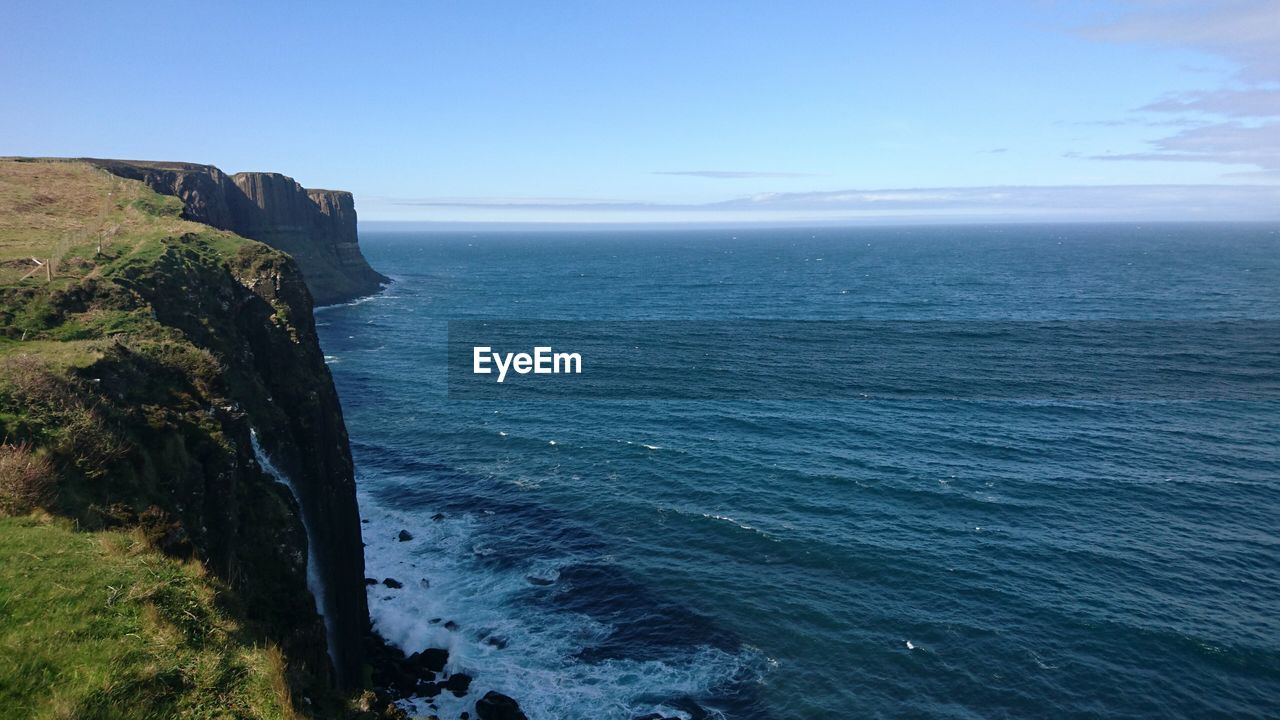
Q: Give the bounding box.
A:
[0,515,296,719]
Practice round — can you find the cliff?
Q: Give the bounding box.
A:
[0,159,387,716]
[80,159,389,306]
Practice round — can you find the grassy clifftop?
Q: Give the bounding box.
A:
[0,159,384,719]
[0,515,296,719]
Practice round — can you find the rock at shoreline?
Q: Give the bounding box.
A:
[475,691,527,720]
[444,672,472,697]
[407,647,449,674]
[397,529,414,542]
[416,680,441,698]
[431,512,446,521]
[383,577,403,589]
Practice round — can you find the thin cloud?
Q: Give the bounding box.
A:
[1140,88,1280,118]
[1090,122,1280,171]
[369,185,1280,222]
[385,197,670,211]
[1079,1,1280,172]
[709,185,1280,215]
[653,170,818,179]
[1080,0,1280,82]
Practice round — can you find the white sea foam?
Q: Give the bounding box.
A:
[700,512,780,542]
[360,479,764,720]
[313,280,400,313]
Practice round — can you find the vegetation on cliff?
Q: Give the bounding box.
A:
[0,159,387,718]
[0,515,297,719]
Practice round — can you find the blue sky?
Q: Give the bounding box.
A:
[3,1,1278,224]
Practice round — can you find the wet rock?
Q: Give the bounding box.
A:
[383,577,403,589]
[398,529,414,542]
[666,698,711,720]
[483,635,509,650]
[444,620,460,631]
[431,512,446,521]
[475,691,527,720]
[365,577,378,585]
[416,680,441,698]
[350,689,410,720]
[389,667,417,695]
[407,647,449,674]
[444,672,472,697]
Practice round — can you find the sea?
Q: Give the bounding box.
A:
[315,224,1280,720]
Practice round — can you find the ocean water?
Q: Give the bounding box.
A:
[316,225,1280,720]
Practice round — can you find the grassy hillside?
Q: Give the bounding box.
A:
[0,515,295,720]
[0,160,390,719]
[0,158,262,349]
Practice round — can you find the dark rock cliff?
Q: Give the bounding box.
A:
[83,159,389,305]
[0,233,372,692]
[117,237,371,688]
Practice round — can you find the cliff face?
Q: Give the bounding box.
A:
[115,236,371,688]
[84,159,389,306]
[0,159,372,702]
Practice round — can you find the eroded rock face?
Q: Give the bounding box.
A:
[86,159,389,305]
[110,235,372,688]
[88,159,238,228]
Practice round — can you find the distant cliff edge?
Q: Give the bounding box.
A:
[82,159,389,305]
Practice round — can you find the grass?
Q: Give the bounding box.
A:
[0,159,280,353]
[0,515,296,719]
[0,160,337,718]
[0,158,259,296]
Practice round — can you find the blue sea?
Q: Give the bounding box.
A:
[316,225,1280,720]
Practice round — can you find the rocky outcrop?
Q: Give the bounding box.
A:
[99,235,370,688]
[84,159,240,229]
[83,159,389,305]
[0,158,386,711]
[476,691,529,720]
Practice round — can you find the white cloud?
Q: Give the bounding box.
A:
[652,170,818,179]
[368,185,1280,223]
[1141,88,1280,118]
[1082,0,1280,81]
[1081,0,1280,173]
[1092,121,1280,171]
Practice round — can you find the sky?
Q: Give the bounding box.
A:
[3,0,1279,225]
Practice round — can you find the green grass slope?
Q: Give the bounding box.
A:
[0,160,394,719]
[0,515,296,720]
